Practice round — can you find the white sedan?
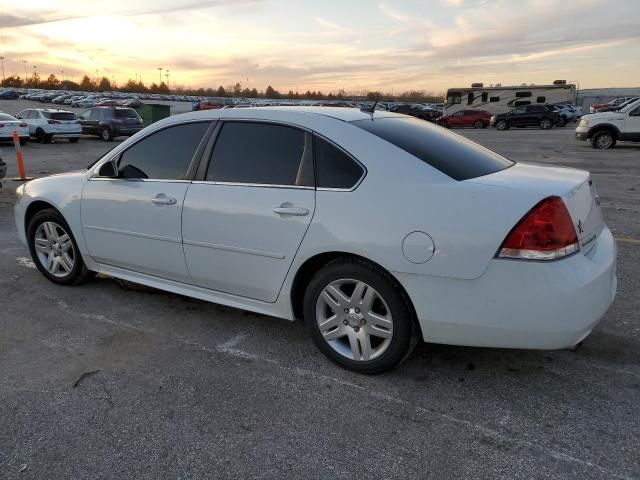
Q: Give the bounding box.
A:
[14,107,617,373]
[0,112,29,144]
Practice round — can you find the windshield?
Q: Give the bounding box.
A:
[350,117,513,181]
[620,99,640,113]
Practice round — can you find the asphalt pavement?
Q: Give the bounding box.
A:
[0,100,639,479]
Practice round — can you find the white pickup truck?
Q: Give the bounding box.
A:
[576,98,640,149]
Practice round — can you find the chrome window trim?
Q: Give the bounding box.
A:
[89,177,191,183]
[191,180,314,190]
[89,119,215,181]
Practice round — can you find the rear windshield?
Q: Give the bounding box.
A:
[0,113,16,121]
[350,117,513,181]
[114,109,138,118]
[43,112,76,120]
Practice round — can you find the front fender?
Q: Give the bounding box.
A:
[15,172,97,269]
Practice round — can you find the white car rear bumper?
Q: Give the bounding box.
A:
[396,225,617,349]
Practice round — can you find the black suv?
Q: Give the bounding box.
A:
[78,107,144,141]
[490,105,561,130]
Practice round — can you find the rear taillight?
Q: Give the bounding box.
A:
[497,196,579,261]
[0,123,4,128]
[19,122,27,127]
[47,120,61,124]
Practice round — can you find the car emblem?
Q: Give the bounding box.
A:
[577,220,584,234]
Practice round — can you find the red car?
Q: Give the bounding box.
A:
[590,97,636,113]
[436,109,491,128]
[198,97,235,110]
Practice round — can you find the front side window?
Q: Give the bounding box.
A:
[89,109,102,120]
[118,122,210,179]
[314,136,363,189]
[350,117,513,181]
[514,101,531,107]
[207,122,308,186]
[512,107,526,114]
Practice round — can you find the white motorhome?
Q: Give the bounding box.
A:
[444,82,577,116]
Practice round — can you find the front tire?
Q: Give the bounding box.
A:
[472,120,483,129]
[303,258,417,374]
[591,130,616,149]
[495,119,508,130]
[27,208,93,285]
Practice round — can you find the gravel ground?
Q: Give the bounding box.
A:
[0,99,639,479]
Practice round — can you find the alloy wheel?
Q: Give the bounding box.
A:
[315,278,393,362]
[596,133,613,149]
[33,221,76,277]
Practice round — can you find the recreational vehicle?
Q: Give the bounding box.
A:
[444,82,577,116]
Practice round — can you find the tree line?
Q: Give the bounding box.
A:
[1,73,443,102]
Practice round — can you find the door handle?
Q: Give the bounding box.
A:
[151,194,177,206]
[273,204,309,216]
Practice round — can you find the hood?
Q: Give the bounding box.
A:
[582,111,625,122]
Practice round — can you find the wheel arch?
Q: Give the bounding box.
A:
[24,200,60,234]
[587,123,620,139]
[289,251,422,337]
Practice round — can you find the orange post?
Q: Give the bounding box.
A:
[11,131,32,181]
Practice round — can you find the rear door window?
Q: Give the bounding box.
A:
[314,136,364,189]
[114,109,138,118]
[207,122,310,186]
[118,122,210,179]
[350,117,513,181]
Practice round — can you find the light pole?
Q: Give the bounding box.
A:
[157,67,163,84]
[164,69,170,88]
[21,59,27,81]
[0,56,5,83]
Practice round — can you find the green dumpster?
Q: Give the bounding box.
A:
[136,103,171,126]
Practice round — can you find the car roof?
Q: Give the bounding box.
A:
[191,106,404,123]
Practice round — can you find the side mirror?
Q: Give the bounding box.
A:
[97,160,118,178]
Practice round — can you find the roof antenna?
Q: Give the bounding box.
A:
[360,98,379,115]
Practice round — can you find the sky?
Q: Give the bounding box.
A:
[0,0,639,94]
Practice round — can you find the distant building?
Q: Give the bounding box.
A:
[576,88,640,111]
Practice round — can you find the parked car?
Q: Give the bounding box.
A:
[551,104,578,126]
[14,107,616,373]
[576,98,640,149]
[590,97,636,113]
[78,107,144,141]
[0,90,20,100]
[389,104,440,122]
[0,113,29,144]
[490,105,561,130]
[198,97,235,110]
[16,108,81,143]
[436,109,491,128]
[595,97,639,113]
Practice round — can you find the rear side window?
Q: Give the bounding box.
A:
[43,112,76,120]
[314,136,364,189]
[118,122,210,179]
[207,122,308,186]
[0,113,15,121]
[350,117,513,181]
[114,109,138,118]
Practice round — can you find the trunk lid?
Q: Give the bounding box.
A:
[468,162,603,255]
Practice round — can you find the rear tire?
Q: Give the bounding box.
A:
[303,258,418,374]
[27,208,93,286]
[540,118,553,129]
[591,130,616,149]
[35,128,46,143]
[557,117,566,127]
[100,126,113,142]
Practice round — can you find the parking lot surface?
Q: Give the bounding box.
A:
[1,99,639,479]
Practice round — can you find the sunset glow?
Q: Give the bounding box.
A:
[1,0,639,93]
